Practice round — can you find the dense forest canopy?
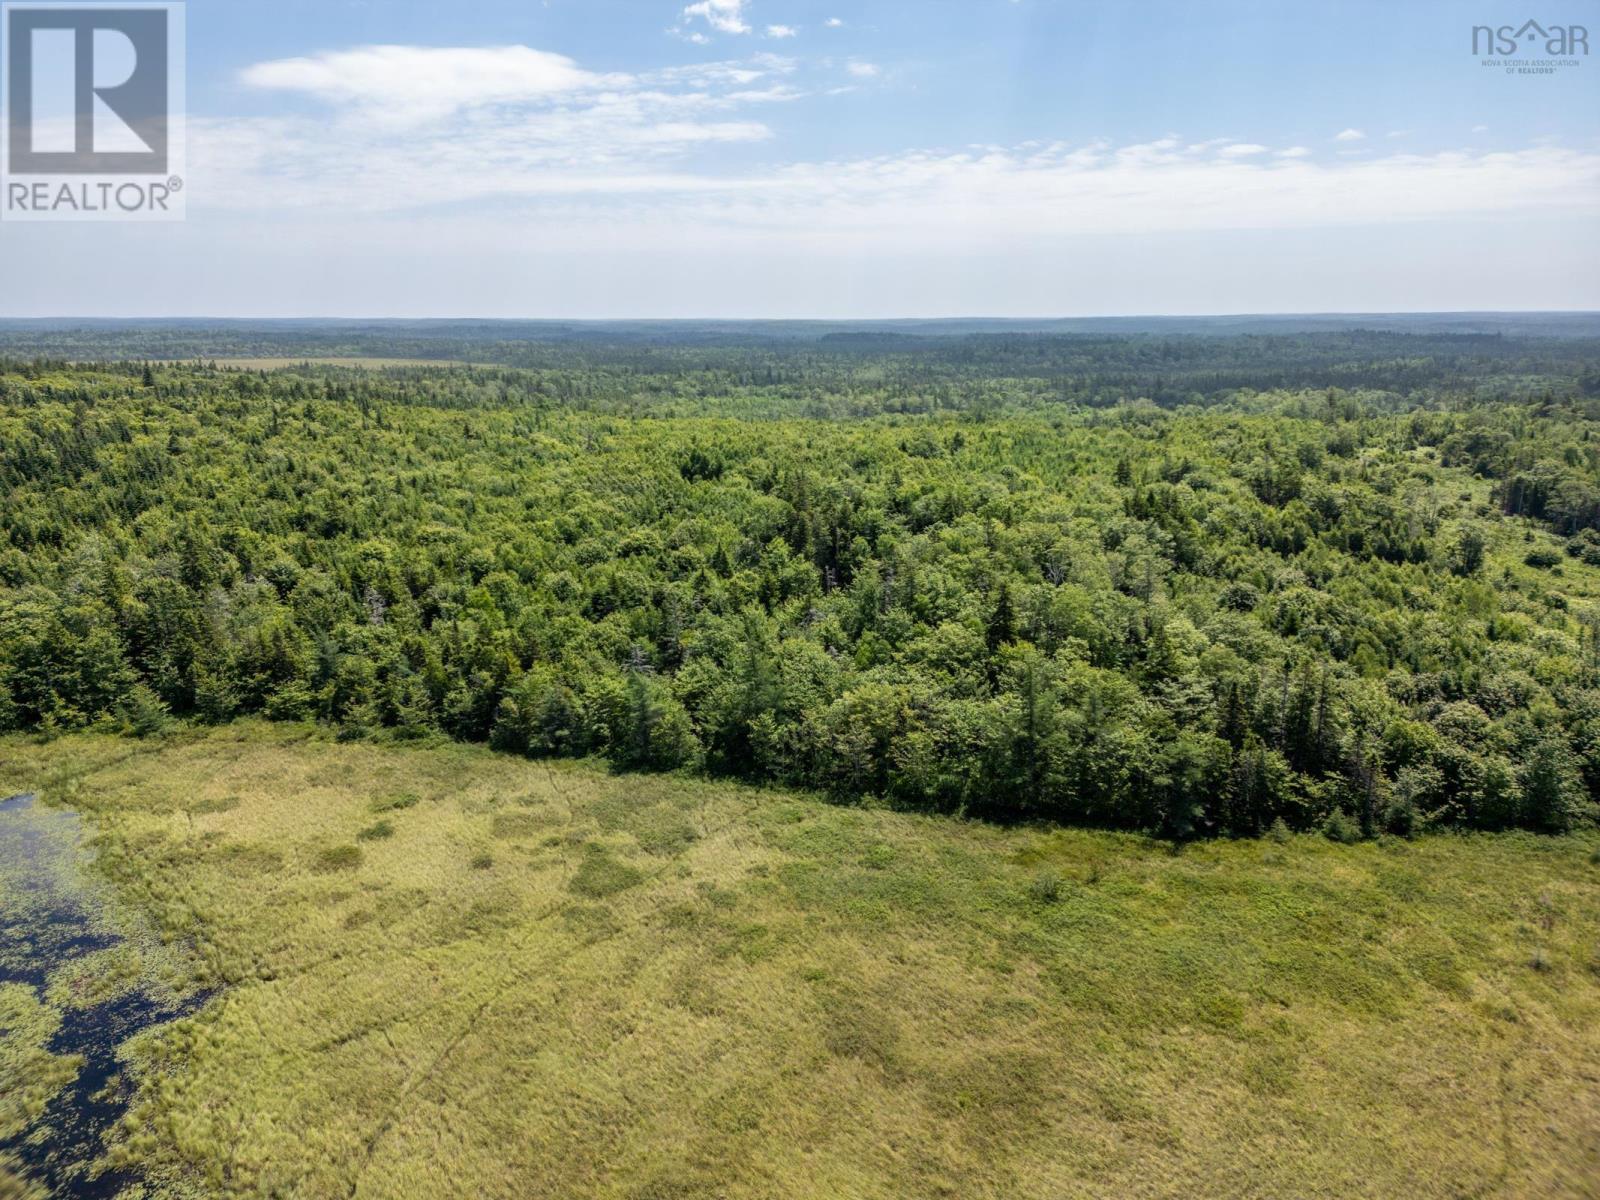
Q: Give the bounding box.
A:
[5,327,1600,840]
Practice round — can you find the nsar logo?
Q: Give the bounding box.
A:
[1472,19,1588,74]
[2,2,186,221]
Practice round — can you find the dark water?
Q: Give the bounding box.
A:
[0,794,210,1198]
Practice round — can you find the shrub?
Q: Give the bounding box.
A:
[357,820,394,842]
[1568,530,1600,565]
[263,682,315,722]
[188,795,240,816]
[1267,817,1292,844]
[1322,808,1361,845]
[116,683,170,738]
[312,845,362,872]
[1028,871,1063,905]
[1383,796,1420,838]
[371,792,420,814]
[569,848,643,898]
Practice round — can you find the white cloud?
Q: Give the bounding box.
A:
[681,0,750,35]
[766,24,798,38]
[216,45,804,211]
[1114,137,1182,164]
[1472,124,1490,133]
[727,86,804,103]
[698,144,1600,246]
[192,91,1600,256]
[241,45,628,122]
[825,17,843,27]
[22,123,1600,319]
[217,54,1600,278]
[1334,128,1366,142]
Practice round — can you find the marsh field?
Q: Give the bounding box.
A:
[2,724,1599,1198]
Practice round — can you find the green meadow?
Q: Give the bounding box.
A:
[3,723,1598,1198]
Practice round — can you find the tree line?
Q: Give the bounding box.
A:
[3,342,1600,839]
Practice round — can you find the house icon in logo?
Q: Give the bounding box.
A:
[1513,19,1548,45]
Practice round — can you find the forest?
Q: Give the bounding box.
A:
[4,328,1600,842]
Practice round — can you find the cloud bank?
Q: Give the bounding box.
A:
[8,40,1595,319]
[196,48,1600,252]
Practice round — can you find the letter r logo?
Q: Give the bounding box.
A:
[5,5,169,174]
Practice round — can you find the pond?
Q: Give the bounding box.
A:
[1,793,210,1198]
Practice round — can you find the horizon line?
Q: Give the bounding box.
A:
[3,309,1599,324]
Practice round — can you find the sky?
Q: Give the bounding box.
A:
[3,0,1599,318]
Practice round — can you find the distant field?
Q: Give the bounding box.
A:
[157,357,482,370]
[3,724,1599,1198]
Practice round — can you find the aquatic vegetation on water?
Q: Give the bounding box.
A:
[0,795,210,1198]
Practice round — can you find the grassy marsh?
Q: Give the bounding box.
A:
[2,723,1599,1198]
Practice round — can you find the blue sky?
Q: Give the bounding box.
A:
[4,0,1599,316]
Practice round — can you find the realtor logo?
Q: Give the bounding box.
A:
[1,2,185,221]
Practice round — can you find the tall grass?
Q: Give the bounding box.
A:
[3,722,1599,1199]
